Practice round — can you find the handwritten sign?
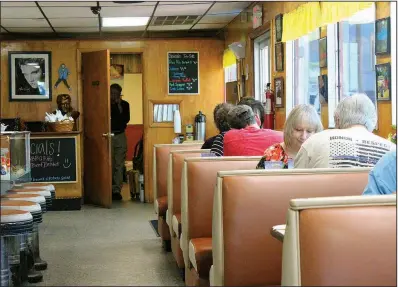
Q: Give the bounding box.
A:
[168,52,199,95]
[30,137,77,183]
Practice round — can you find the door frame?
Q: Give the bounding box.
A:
[77,48,145,203]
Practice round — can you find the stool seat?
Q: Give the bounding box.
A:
[2,194,46,213]
[1,201,42,224]
[8,189,52,208]
[1,210,33,235]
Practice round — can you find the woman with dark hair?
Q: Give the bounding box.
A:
[15,58,46,95]
[201,103,233,149]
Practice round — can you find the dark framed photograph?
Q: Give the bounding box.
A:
[275,14,283,43]
[9,51,52,101]
[375,17,390,55]
[318,74,328,104]
[375,63,391,101]
[275,42,284,72]
[319,37,327,68]
[274,77,284,108]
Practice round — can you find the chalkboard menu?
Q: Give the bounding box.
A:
[30,137,77,183]
[168,52,199,94]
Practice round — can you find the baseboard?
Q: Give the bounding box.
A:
[50,198,82,211]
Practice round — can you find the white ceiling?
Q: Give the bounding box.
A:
[0,1,251,34]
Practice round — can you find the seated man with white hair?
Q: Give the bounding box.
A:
[294,93,394,168]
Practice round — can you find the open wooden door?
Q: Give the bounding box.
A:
[82,50,112,208]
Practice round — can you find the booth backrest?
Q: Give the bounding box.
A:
[167,149,210,228]
[153,143,203,205]
[181,156,260,266]
[282,195,396,286]
[212,168,372,286]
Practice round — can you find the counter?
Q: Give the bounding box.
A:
[30,131,82,210]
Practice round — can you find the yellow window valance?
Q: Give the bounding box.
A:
[223,48,236,68]
[321,2,373,26]
[281,2,322,43]
[282,1,374,42]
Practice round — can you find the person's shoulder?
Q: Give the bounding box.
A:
[121,100,129,106]
[301,129,331,146]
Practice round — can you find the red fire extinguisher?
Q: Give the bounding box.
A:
[263,83,275,129]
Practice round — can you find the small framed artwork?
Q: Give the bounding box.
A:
[274,77,284,108]
[9,51,52,101]
[275,14,283,43]
[319,37,327,68]
[375,63,391,101]
[318,74,328,104]
[275,42,284,72]
[375,17,390,55]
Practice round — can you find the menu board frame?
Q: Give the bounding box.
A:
[30,135,78,183]
[167,51,200,95]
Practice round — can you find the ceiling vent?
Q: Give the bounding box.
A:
[151,16,200,26]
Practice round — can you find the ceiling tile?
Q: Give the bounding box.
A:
[148,25,192,31]
[7,27,53,33]
[208,2,250,14]
[38,2,96,6]
[99,2,156,7]
[159,2,210,4]
[2,18,49,28]
[101,26,146,32]
[41,6,96,18]
[49,17,98,28]
[1,2,36,7]
[100,6,155,17]
[192,23,226,30]
[1,7,42,19]
[55,27,99,33]
[199,14,238,24]
[154,3,211,17]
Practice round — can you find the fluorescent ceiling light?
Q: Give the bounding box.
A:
[102,17,149,27]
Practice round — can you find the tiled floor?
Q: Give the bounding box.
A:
[32,187,184,286]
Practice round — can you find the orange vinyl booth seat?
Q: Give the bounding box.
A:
[210,168,372,286]
[180,157,261,286]
[153,143,203,245]
[167,149,211,269]
[282,195,397,286]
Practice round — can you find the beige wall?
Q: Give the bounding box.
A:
[123,73,143,125]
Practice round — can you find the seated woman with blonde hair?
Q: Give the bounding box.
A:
[257,104,323,169]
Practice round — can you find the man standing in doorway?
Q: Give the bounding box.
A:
[110,83,130,200]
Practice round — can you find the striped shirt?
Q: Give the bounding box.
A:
[294,127,394,169]
[210,132,226,156]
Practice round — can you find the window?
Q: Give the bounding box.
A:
[254,32,271,101]
[391,1,396,125]
[292,30,321,114]
[338,4,376,104]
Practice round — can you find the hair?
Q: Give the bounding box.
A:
[227,105,256,129]
[238,97,265,127]
[284,104,323,150]
[214,103,234,133]
[56,94,71,105]
[17,58,45,67]
[334,93,377,131]
[110,83,122,94]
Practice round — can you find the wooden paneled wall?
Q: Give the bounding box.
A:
[224,1,394,137]
[110,53,142,74]
[1,39,224,202]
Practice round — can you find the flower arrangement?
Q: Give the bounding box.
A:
[387,125,396,144]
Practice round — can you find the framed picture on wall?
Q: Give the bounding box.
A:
[319,37,327,68]
[274,77,284,108]
[9,51,52,101]
[275,14,283,42]
[318,74,328,104]
[275,42,284,72]
[375,17,390,55]
[375,63,391,101]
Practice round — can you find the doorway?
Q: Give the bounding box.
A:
[81,50,144,208]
